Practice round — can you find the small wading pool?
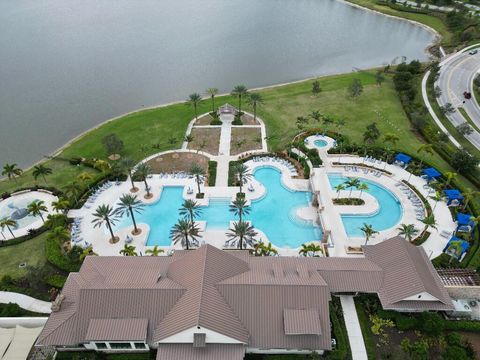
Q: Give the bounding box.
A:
[115,167,323,248]
[313,139,328,148]
[0,197,40,230]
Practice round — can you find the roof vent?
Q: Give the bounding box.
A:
[296,264,309,278]
[272,263,284,278]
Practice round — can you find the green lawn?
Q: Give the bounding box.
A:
[0,233,48,279]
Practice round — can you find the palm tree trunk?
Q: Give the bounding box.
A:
[144,179,150,196]
[364,236,369,246]
[239,180,243,194]
[40,213,45,223]
[194,104,198,120]
[7,225,15,238]
[185,231,190,250]
[189,211,194,227]
[349,188,353,198]
[129,207,138,232]
[253,103,257,120]
[129,171,136,190]
[211,96,215,113]
[196,175,201,194]
[239,235,243,250]
[106,219,115,241]
[42,174,48,184]
[239,95,242,113]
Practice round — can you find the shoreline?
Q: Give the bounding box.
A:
[18,1,440,174]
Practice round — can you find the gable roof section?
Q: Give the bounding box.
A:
[156,344,245,360]
[85,318,148,342]
[154,246,250,343]
[284,309,322,335]
[364,237,453,310]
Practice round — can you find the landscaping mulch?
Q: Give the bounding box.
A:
[241,113,260,125]
[230,127,263,155]
[145,152,209,174]
[187,127,221,155]
[193,114,214,126]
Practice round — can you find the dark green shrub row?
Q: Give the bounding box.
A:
[45,237,81,273]
[288,151,310,179]
[232,113,243,125]
[333,198,365,206]
[294,141,323,167]
[354,300,377,360]
[326,297,351,360]
[1,185,63,200]
[0,225,48,248]
[208,161,217,186]
[0,302,44,317]
[46,274,67,288]
[56,351,156,360]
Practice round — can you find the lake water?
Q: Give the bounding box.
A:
[0,0,435,167]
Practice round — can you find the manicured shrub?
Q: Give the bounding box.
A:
[46,274,67,289]
[208,161,217,186]
[45,237,81,273]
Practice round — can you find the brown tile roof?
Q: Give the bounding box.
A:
[284,309,322,335]
[364,237,453,310]
[85,318,148,341]
[156,344,245,360]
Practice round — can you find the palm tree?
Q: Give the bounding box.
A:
[206,88,219,113]
[120,158,138,192]
[170,219,201,250]
[233,163,252,194]
[134,163,152,198]
[80,246,98,261]
[48,226,70,244]
[310,110,322,123]
[32,164,52,184]
[0,217,17,238]
[462,189,479,210]
[247,93,264,121]
[259,242,278,256]
[91,204,118,243]
[27,200,48,223]
[357,183,369,198]
[383,133,399,149]
[120,244,138,256]
[417,144,434,168]
[52,198,70,214]
[429,191,443,211]
[444,171,457,188]
[63,182,81,204]
[187,93,202,120]
[226,221,258,250]
[116,194,145,234]
[334,184,345,199]
[421,215,437,231]
[229,197,251,223]
[179,199,202,226]
[343,178,361,198]
[145,246,164,256]
[397,223,418,242]
[77,172,93,187]
[2,163,23,183]
[231,85,248,113]
[299,243,322,257]
[361,223,378,246]
[190,164,204,195]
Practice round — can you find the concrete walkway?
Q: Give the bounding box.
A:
[0,291,51,314]
[339,295,368,360]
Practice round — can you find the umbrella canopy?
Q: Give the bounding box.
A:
[457,213,474,226]
[422,167,441,180]
[395,153,411,164]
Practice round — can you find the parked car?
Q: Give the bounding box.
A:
[469,49,478,55]
[464,91,472,99]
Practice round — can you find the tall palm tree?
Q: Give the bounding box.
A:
[134,163,152,198]
[120,244,138,256]
[179,199,202,227]
[462,189,479,210]
[187,93,202,120]
[231,85,248,113]
[361,223,378,246]
[91,204,118,243]
[334,184,345,199]
[170,219,201,250]
[120,158,138,192]
[2,163,23,183]
[205,88,219,113]
[0,217,17,238]
[299,243,322,257]
[383,133,399,149]
[357,183,369,198]
[32,164,52,184]
[116,194,145,234]
[145,246,164,256]
[444,171,457,188]
[421,215,437,232]
[226,221,258,250]
[247,93,264,121]
[343,178,361,198]
[417,144,434,168]
[27,200,48,223]
[397,223,418,242]
[229,197,251,223]
[429,191,443,211]
[80,246,98,261]
[233,163,252,194]
[52,198,70,214]
[48,226,70,244]
[63,182,81,204]
[190,164,204,195]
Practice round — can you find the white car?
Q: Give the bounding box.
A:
[468,49,478,55]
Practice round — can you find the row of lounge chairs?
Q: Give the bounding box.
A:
[364,156,383,165]
[71,217,84,244]
[250,156,298,176]
[395,182,426,220]
[84,182,113,209]
[158,172,194,179]
[344,166,382,177]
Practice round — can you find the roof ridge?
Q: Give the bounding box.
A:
[195,246,210,327]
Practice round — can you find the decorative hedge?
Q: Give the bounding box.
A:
[46,274,67,288]
[208,161,217,186]
[45,237,81,273]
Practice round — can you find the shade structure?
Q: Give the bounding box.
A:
[394,153,411,164]
[443,237,470,260]
[457,213,474,226]
[444,189,464,206]
[422,167,441,180]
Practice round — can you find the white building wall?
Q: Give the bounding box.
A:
[158,326,243,344]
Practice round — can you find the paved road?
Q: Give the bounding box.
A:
[436,48,480,149]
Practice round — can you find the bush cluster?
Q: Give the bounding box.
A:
[207,161,217,186]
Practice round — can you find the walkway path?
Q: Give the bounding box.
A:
[339,295,368,360]
[0,291,51,314]
[215,114,234,186]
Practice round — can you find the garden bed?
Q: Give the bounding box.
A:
[187,127,221,155]
[230,127,263,155]
[145,152,209,174]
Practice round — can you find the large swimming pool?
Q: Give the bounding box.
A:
[327,174,403,237]
[115,167,322,248]
[0,197,40,230]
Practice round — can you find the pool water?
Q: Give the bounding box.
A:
[313,139,328,148]
[115,167,322,248]
[0,198,40,230]
[327,174,402,237]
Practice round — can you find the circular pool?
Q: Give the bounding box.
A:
[314,139,328,148]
